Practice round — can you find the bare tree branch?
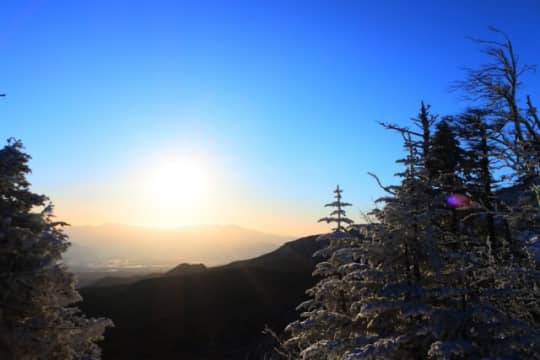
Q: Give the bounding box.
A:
[368,172,396,195]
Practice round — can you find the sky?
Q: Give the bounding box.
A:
[1,0,539,236]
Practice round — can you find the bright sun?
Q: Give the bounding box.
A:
[148,157,209,205]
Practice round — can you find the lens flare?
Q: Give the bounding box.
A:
[446,193,472,208]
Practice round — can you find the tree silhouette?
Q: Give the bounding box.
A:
[455,28,539,183]
[0,139,112,360]
[318,185,354,232]
[426,118,464,189]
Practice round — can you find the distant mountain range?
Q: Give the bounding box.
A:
[64,224,291,269]
[78,234,326,359]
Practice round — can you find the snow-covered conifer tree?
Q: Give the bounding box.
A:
[282,32,540,360]
[284,186,368,359]
[342,105,540,359]
[284,104,539,359]
[0,139,112,360]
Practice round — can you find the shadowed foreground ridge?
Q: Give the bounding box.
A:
[78,235,324,359]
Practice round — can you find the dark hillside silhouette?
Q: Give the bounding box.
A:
[88,273,162,287]
[165,263,208,276]
[78,235,323,359]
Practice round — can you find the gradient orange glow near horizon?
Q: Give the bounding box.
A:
[42,150,336,237]
[5,1,538,240]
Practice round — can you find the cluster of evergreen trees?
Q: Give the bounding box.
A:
[0,139,112,359]
[282,31,540,359]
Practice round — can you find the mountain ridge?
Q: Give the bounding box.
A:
[78,234,324,359]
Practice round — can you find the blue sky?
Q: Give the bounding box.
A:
[1,0,539,235]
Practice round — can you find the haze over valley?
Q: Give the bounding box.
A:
[64,223,289,267]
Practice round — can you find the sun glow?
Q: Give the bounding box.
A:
[149,158,208,203]
[139,155,214,227]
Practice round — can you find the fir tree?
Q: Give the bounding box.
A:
[379,102,442,278]
[284,186,364,359]
[318,186,354,232]
[453,109,507,259]
[426,118,464,190]
[0,139,112,360]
